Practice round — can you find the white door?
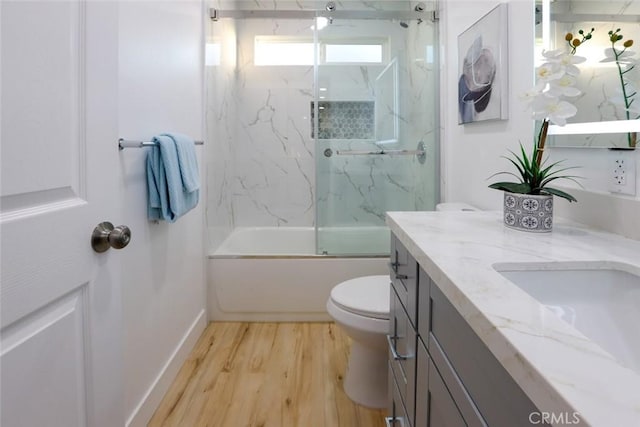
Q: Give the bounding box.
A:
[1,1,124,426]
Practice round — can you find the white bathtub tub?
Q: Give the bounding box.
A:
[208,227,390,321]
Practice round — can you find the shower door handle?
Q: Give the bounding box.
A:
[334,141,426,163]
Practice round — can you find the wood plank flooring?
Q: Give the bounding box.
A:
[148,322,387,427]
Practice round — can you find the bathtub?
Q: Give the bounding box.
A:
[208,227,390,321]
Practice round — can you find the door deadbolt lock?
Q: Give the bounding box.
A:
[91,222,131,253]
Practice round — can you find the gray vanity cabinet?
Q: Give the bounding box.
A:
[388,234,547,427]
[388,236,418,426]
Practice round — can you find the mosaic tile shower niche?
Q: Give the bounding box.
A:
[311,101,375,140]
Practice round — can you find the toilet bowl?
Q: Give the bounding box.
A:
[326,275,390,409]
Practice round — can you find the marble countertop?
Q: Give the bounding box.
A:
[386,211,640,427]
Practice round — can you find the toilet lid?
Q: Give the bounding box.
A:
[330,275,390,320]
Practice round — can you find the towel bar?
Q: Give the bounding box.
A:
[118,138,204,150]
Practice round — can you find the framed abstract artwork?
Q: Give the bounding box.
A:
[458,3,509,124]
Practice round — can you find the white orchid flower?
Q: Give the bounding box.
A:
[548,75,581,97]
[542,49,586,75]
[541,49,564,60]
[520,83,546,105]
[558,54,586,76]
[559,54,586,65]
[532,97,578,126]
[535,62,564,83]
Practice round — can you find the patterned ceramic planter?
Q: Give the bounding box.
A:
[503,192,553,232]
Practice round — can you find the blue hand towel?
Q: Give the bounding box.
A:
[146,133,200,222]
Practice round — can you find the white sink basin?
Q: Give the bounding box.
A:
[493,263,640,373]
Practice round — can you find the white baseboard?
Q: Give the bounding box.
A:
[126,309,207,427]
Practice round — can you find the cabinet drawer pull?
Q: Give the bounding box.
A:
[386,334,408,361]
[385,416,406,427]
[388,262,409,280]
[385,416,398,427]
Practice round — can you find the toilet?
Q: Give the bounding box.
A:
[326,203,478,409]
[326,275,390,409]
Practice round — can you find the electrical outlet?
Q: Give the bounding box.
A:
[609,151,636,195]
[613,158,626,185]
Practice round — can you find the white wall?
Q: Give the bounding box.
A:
[549,147,640,239]
[441,0,640,240]
[118,1,207,425]
[441,0,535,210]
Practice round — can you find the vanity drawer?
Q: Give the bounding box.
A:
[390,235,418,327]
[416,338,485,427]
[388,363,411,427]
[429,283,550,426]
[428,335,486,427]
[388,285,416,426]
[426,355,467,427]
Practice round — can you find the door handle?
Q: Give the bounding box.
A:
[91,222,131,253]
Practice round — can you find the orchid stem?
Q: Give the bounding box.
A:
[611,37,637,147]
[535,119,549,167]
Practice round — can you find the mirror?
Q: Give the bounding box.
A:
[536,0,640,148]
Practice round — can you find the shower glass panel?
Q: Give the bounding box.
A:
[314,10,439,256]
[206,3,439,256]
[207,12,319,237]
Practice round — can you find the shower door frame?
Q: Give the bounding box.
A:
[208,4,440,256]
[310,7,441,256]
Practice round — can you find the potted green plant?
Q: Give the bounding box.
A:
[489,30,593,232]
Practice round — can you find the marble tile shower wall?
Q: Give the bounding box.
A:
[206,1,439,244]
[217,18,317,228]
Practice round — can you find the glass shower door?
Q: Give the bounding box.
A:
[314,12,439,256]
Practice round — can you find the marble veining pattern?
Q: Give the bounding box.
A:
[387,211,640,427]
[206,2,439,238]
